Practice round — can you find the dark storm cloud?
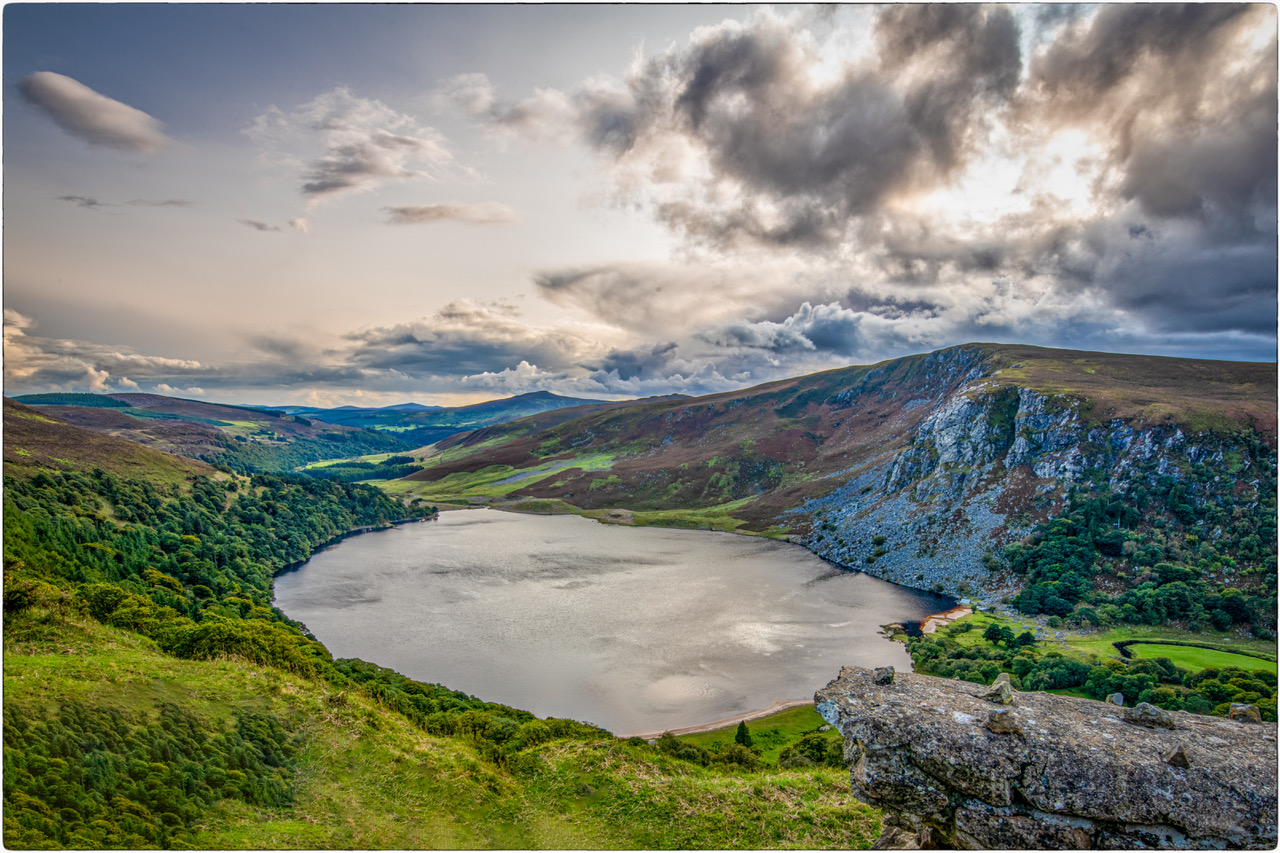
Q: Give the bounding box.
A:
[590,342,679,382]
[1027,4,1276,226]
[580,6,1022,250]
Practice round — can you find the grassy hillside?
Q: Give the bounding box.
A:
[3,398,217,486]
[5,599,877,849]
[2,392,881,849]
[12,393,414,473]
[394,343,1276,529]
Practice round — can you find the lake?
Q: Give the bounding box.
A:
[274,509,952,735]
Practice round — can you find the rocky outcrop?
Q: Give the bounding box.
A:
[815,666,1278,849]
[803,346,1274,599]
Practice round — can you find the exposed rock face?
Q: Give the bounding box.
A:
[816,666,1278,849]
[801,348,1275,599]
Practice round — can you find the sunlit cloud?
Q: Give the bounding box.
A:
[247,87,466,205]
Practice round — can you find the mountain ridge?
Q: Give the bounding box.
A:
[397,342,1276,603]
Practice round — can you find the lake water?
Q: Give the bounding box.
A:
[274,509,952,735]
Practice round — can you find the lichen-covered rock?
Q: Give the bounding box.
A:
[1123,702,1176,729]
[816,666,1278,849]
[875,666,896,685]
[980,672,1014,705]
[1230,703,1263,724]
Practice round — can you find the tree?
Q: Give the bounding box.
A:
[734,721,753,748]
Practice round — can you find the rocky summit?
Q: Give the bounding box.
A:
[815,666,1278,849]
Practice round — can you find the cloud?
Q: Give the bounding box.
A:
[19,71,173,153]
[1024,4,1277,227]
[56,195,111,210]
[344,299,598,376]
[247,87,463,204]
[129,198,194,207]
[237,218,281,232]
[288,218,311,233]
[702,302,864,354]
[4,309,204,395]
[381,202,516,225]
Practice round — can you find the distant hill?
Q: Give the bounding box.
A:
[400,343,1277,603]
[279,390,611,446]
[12,392,414,473]
[3,397,216,484]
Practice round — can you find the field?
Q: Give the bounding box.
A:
[936,611,1277,675]
[674,705,839,765]
[1126,643,1277,674]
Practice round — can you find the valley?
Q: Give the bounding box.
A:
[4,342,1276,848]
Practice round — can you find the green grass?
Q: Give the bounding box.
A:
[605,498,757,533]
[6,603,879,849]
[1126,643,1278,674]
[675,705,838,765]
[1051,624,1277,663]
[392,452,621,503]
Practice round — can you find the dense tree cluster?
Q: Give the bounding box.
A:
[3,701,299,849]
[1001,440,1277,637]
[907,626,1277,721]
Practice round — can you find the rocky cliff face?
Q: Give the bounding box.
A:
[801,349,1273,600]
[815,666,1278,849]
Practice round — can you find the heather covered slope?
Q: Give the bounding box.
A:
[397,344,1277,607]
[4,398,217,485]
[13,392,414,472]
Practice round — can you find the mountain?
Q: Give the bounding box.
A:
[399,343,1277,610]
[281,390,610,445]
[12,392,415,473]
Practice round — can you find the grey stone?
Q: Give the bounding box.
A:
[1163,745,1191,769]
[816,666,1277,850]
[985,708,1022,736]
[979,672,1014,705]
[874,666,896,685]
[1123,702,1176,729]
[1230,703,1262,724]
[1105,692,1124,706]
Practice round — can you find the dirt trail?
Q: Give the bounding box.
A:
[619,699,813,740]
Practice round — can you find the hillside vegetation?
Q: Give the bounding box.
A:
[2,400,879,849]
[13,393,414,473]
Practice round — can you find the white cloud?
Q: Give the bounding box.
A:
[247,87,465,204]
[20,71,173,153]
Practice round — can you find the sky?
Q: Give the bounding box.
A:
[4,3,1277,407]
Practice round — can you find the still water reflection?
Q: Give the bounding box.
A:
[274,509,951,734]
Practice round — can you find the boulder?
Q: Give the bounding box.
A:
[979,672,1014,705]
[816,666,1277,849]
[1230,703,1263,724]
[1105,692,1124,706]
[874,666,896,685]
[1123,702,1176,729]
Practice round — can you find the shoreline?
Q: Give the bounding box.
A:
[619,699,813,740]
[920,605,972,634]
